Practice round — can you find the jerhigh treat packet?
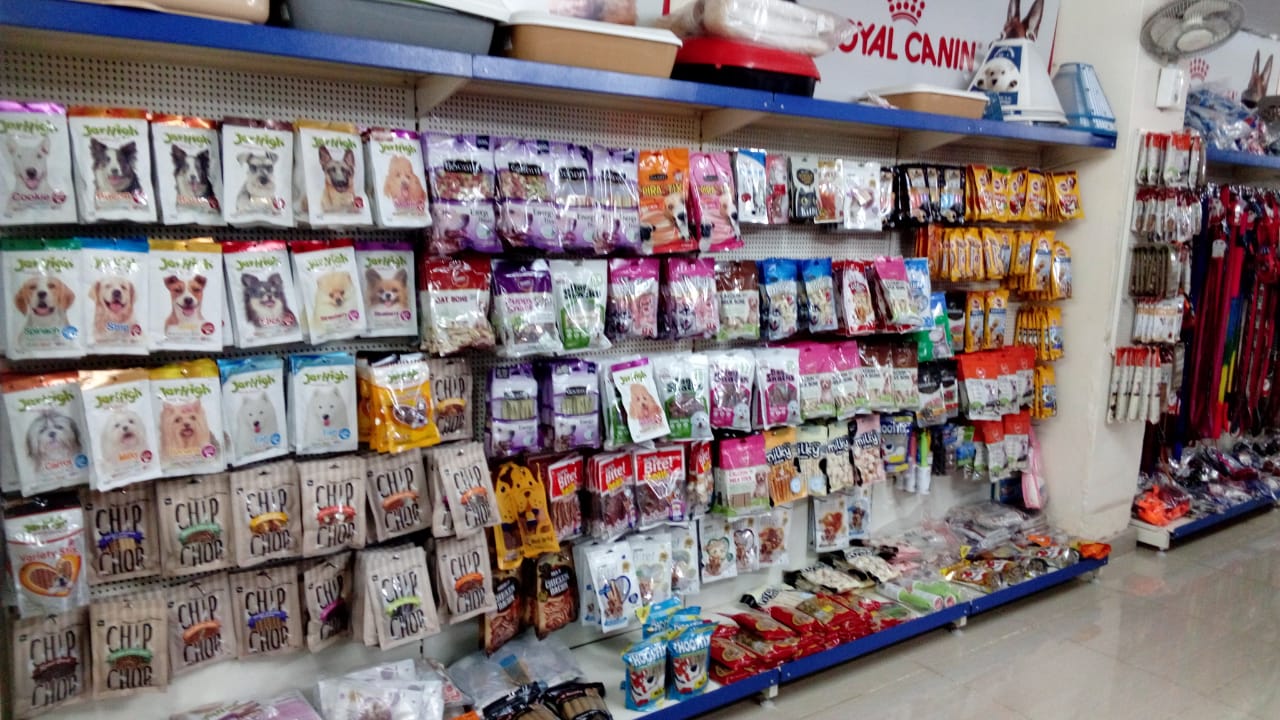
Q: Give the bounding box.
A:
[5,502,89,619]
[82,483,160,585]
[11,609,90,718]
[166,573,235,677]
[91,593,169,699]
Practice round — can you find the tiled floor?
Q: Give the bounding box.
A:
[704,508,1280,720]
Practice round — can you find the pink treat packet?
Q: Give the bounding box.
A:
[690,152,742,252]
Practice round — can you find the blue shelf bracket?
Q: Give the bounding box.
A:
[898,130,963,157]
[416,75,470,114]
[701,108,766,142]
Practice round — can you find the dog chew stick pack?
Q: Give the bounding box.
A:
[218,356,288,467]
[221,117,294,228]
[289,352,358,456]
[294,120,372,229]
[150,359,224,477]
[147,238,224,352]
[290,239,366,344]
[222,240,303,348]
[82,482,161,585]
[298,455,367,557]
[11,609,91,718]
[90,592,169,699]
[2,237,86,360]
[364,127,430,229]
[151,114,225,226]
[67,106,157,224]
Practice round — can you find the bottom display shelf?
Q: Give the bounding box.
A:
[1131,496,1277,550]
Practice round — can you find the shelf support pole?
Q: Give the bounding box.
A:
[416,75,469,114]
[701,109,765,142]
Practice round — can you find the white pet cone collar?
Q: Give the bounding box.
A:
[969,39,1065,124]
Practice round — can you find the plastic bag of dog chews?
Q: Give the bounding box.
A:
[593,146,641,254]
[151,360,224,477]
[66,106,156,223]
[151,114,225,226]
[221,117,294,227]
[495,136,560,252]
[2,372,91,495]
[218,356,288,467]
[638,148,695,255]
[689,151,741,253]
[222,240,303,348]
[424,133,500,254]
[83,237,149,356]
[5,501,90,619]
[81,368,162,491]
[3,238,86,360]
[289,352,358,456]
[0,100,77,226]
[294,121,372,228]
[148,238,224,352]
[290,239,366,344]
[364,127,430,228]
[355,241,416,338]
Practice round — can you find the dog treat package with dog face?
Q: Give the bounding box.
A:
[611,356,671,444]
[707,350,755,433]
[593,146,642,254]
[759,258,799,342]
[697,515,737,584]
[714,433,769,517]
[436,442,500,539]
[151,114,224,226]
[4,238,85,360]
[495,136,560,252]
[221,117,294,227]
[425,133,500,254]
[834,259,877,335]
[435,531,497,624]
[487,363,540,457]
[870,256,920,331]
[585,541,639,631]
[798,344,837,421]
[302,553,353,652]
[365,544,440,650]
[490,258,562,358]
[147,238,223,351]
[3,372,91,495]
[715,260,760,342]
[638,147,695,255]
[427,357,472,443]
[289,352,358,456]
[230,461,301,567]
[552,142,596,253]
[690,151,742,252]
[90,593,168,698]
[754,347,801,430]
[293,121,371,228]
[290,239,366,343]
[801,257,837,333]
[652,353,712,442]
[150,360,223,477]
[364,449,428,542]
[157,474,233,577]
[363,128,430,228]
[630,533,673,608]
[81,237,149,355]
[606,256,659,341]
[537,359,600,453]
[355,240,416,337]
[82,483,159,585]
[229,564,302,658]
[634,445,686,528]
[81,368,161,490]
[494,460,560,563]
[0,101,76,226]
[662,256,717,340]
[217,356,288,466]
[549,258,610,351]
[5,501,89,618]
[222,240,302,347]
[66,107,155,223]
[11,609,90,718]
[528,453,584,542]
[586,451,636,541]
[420,255,494,356]
[167,573,236,676]
[298,455,367,556]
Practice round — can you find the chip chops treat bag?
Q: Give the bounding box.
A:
[11,609,90,718]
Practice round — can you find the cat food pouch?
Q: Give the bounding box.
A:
[148,238,224,352]
[420,255,495,355]
[690,151,742,252]
[5,503,89,618]
[594,146,641,253]
[290,239,366,343]
[82,483,159,585]
[365,449,429,542]
[67,107,156,223]
[151,360,223,477]
[11,609,90,718]
[3,238,86,360]
[435,532,497,624]
[230,461,302,568]
[298,455,367,556]
[424,132,500,254]
[428,357,473,443]
[653,353,712,441]
[81,237,149,355]
[549,259,610,351]
[707,350,756,433]
[754,347,801,429]
[490,258,562,358]
[289,352,358,456]
[90,593,168,698]
[167,573,236,676]
[537,358,600,453]
[486,363,540,457]
[293,121,371,228]
[229,564,302,658]
[495,136,559,252]
[302,553,352,652]
[663,256,717,340]
[2,372,91,495]
[611,356,670,443]
[553,142,596,253]
[436,441,500,538]
[152,114,224,226]
[355,240,416,337]
[715,260,760,341]
[0,101,76,226]
[364,127,430,228]
[607,256,660,340]
[156,474,234,577]
[221,117,294,227]
[218,356,288,466]
[638,148,694,255]
[81,368,161,490]
[222,240,303,348]
[365,545,440,650]
[759,258,799,341]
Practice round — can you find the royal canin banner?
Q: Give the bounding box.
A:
[1188,31,1280,105]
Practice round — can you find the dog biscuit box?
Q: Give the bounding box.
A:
[82,237,149,356]
[148,238,224,352]
[364,127,430,228]
[222,240,303,348]
[3,238,86,360]
[221,117,294,228]
[67,107,156,223]
[290,239,366,344]
[289,352,358,456]
[0,100,77,226]
[355,240,416,338]
[218,356,289,467]
[151,360,224,477]
[81,368,162,491]
[151,114,225,226]
[2,372,92,496]
[294,121,371,228]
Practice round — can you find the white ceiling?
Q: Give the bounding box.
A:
[1240,0,1280,37]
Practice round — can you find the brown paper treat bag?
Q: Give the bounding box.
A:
[91,593,169,698]
[428,357,473,442]
[436,442,500,537]
[156,474,234,577]
[229,564,302,658]
[365,544,440,651]
[11,609,90,718]
[298,456,368,556]
[364,449,429,542]
[424,446,455,538]
[302,552,353,652]
[435,532,496,624]
[82,484,161,585]
[166,573,236,676]
[230,461,302,567]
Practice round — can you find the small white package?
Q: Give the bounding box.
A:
[0,101,77,225]
[80,368,161,490]
[3,238,86,359]
[66,106,156,223]
[221,117,294,227]
[151,114,226,226]
[2,371,91,495]
[218,356,289,467]
[82,237,149,356]
[294,121,372,228]
[364,127,430,228]
[290,352,358,455]
[147,238,224,351]
[355,240,417,337]
[222,240,303,348]
[151,360,224,477]
[290,239,366,343]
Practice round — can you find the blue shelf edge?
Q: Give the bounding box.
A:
[1168,496,1275,540]
[966,557,1108,615]
[1205,147,1280,172]
[778,604,967,682]
[641,667,781,720]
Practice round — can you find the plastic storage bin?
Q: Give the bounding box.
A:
[282,0,498,53]
[870,85,991,119]
[504,12,682,78]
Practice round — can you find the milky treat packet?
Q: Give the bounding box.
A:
[11,609,90,718]
[355,240,416,337]
[364,127,430,228]
[222,117,294,227]
[167,573,236,676]
[230,461,301,568]
[83,483,160,585]
[229,564,302,658]
[67,106,156,223]
[157,474,234,577]
[152,114,224,226]
[298,455,367,556]
[491,258,562,358]
[425,132,499,254]
[0,100,76,226]
[90,593,168,698]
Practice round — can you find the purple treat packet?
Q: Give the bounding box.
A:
[594,147,641,254]
[424,133,500,254]
[555,143,598,254]
[495,136,560,252]
[491,258,563,357]
[539,358,601,453]
[486,362,540,457]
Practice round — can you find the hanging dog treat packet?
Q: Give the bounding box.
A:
[436,441,501,538]
[733,517,759,574]
[759,258,799,341]
[823,424,856,494]
[298,455,367,556]
[765,426,804,506]
[528,453,584,542]
[607,256,660,340]
[835,259,876,335]
[420,255,494,355]
[532,548,578,639]
[549,259,610,351]
[553,142,596,253]
[599,366,633,451]
[690,151,742,252]
[630,533,673,608]
[754,347,801,429]
[653,353,712,441]
[851,414,886,485]
[221,117,293,227]
[293,121,371,228]
[483,564,525,654]
[611,356,671,443]
[810,494,848,553]
[5,501,88,618]
[150,359,223,477]
[537,358,601,453]
[3,238,86,360]
[91,593,168,698]
[151,114,224,225]
[486,363,541,457]
[686,440,714,518]
[698,515,737,584]
[81,237,149,355]
[799,343,837,421]
[81,368,161,490]
[638,147,695,255]
[586,542,639,631]
[494,460,560,561]
[801,257,837,333]
[365,449,428,542]
[634,444,686,528]
[435,532,497,624]
[731,148,768,224]
[622,636,666,712]
[67,106,155,223]
[365,354,440,453]
[428,357,473,443]
[167,573,236,676]
[587,452,636,541]
[0,100,76,226]
[218,356,288,466]
[364,127,430,228]
[424,132,500,253]
[11,609,90,718]
[423,447,455,539]
[230,564,302,658]
[714,434,769,517]
[491,258,563,358]
[289,352,358,456]
[355,240,416,337]
[291,239,366,343]
[590,146,637,253]
[366,545,440,650]
[0,400,20,495]
[148,238,223,351]
[495,136,560,251]
[222,240,302,347]
[2,372,91,495]
[663,256,717,340]
[230,460,302,568]
[157,474,233,577]
[82,483,159,585]
[707,350,756,433]
[715,260,760,341]
[302,553,353,652]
